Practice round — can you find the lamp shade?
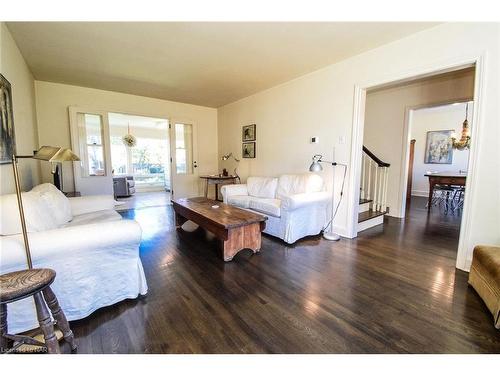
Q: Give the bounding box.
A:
[309,154,323,172]
[309,161,323,172]
[33,146,80,162]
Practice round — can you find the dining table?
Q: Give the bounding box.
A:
[424,171,467,211]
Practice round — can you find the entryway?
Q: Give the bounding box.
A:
[349,59,483,271]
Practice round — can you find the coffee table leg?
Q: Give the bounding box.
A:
[223,223,262,261]
[175,212,188,228]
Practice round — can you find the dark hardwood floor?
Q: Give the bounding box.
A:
[63,196,499,353]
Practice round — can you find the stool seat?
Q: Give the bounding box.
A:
[0,269,56,304]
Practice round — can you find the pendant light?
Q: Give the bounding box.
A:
[451,102,471,150]
[122,122,137,147]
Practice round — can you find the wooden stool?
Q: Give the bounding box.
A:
[0,268,77,353]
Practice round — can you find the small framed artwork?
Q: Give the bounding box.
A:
[0,74,16,164]
[424,130,453,164]
[242,124,256,142]
[242,142,256,158]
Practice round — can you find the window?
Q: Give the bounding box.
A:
[77,113,106,177]
[175,123,193,175]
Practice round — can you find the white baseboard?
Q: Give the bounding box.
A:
[357,215,384,233]
[332,225,350,239]
[411,190,428,197]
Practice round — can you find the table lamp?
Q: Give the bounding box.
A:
[221,152,241,183]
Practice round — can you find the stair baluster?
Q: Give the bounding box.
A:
[360,154,365,200]
[366,158,372,201]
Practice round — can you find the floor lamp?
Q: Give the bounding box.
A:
[309,151,347,241]
[12,145,80,268]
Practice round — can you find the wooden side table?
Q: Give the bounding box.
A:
[200,175,238,201]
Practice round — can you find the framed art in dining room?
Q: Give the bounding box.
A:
[242,142,256,158]
[424,130,453,164]
[242,124,256,142]
[0,74,16,164]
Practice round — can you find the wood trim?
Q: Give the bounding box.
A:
[362,146,390,167]
[406,139,416,203]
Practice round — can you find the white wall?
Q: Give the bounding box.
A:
[218,23,500,270]
[0,23,40,194]
[364,69,474,216]
[410,102,471,196]
[34,81,218,194]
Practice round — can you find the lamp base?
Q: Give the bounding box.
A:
[323,231,341,241]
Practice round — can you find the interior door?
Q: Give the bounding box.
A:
[69,107,113,195]
[406,139,416,204]
[170,121,199,199]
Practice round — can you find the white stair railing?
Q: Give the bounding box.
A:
[360,146,390,213]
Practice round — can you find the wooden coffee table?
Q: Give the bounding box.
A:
[172,197,267,261]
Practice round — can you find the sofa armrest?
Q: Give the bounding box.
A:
[0,219,142,270]
[281,191,330,211]
[221,184,248,203]
[68,195,117,216]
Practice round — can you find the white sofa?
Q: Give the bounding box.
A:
[221,174,330,244]
[0,183,148,334]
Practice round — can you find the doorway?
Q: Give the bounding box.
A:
[70,107,200,203]
[108,113,171,192]
[348,59,483,271]
[406,101,472,213]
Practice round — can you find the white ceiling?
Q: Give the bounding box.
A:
[7,22,438,108]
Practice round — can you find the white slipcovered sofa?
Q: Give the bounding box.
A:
[0,183,147,334]
[221,174,329,244]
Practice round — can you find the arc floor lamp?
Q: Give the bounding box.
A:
[309,150,347,241]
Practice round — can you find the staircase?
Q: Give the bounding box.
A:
[358,146,390,232]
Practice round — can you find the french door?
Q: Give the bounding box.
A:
[170,121,199,199]
[69,107,113,195]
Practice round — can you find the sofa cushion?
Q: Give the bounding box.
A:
[277,174,324,199]
[249,197,281,218]
[62,209,122,228]
[0,191,59,235]
[31,183,72,225]
[247,177,278,199]
[227,195,251,209]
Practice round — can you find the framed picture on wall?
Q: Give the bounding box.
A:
[424,130,453,164]
[242,142,255,158]
[0,74,16,164]
[242,124,256,142]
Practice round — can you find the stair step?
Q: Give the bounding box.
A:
[358,209,386,223]
[359,198,373,205]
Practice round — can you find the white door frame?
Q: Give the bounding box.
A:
[399,97,473,218]
[106,110,172,194]
[347,54,485,271]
